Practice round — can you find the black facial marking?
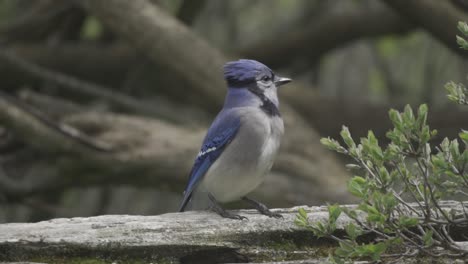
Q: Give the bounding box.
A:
[247,86,280,117]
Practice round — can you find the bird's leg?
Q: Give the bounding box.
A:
[208,193,247,220]
[242,196,282,218]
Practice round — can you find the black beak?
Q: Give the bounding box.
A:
[274,76,292,87]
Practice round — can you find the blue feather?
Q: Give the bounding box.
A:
[178,111,241,211]
[224,59,273,87]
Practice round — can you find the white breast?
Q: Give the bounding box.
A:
[257,115,283,174]
[200,108,284,203]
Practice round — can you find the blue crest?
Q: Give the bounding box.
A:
[223,59,272,86]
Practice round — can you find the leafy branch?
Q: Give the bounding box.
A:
[296,22,468,263]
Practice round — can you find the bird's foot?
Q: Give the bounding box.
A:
[259,208,283,218]
[209,193,247,220]
[215,209,248,220]
[242,196,283,218]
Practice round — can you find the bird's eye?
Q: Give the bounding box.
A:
[261,76,270,82]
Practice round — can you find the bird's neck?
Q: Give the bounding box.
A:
[223,88,259,109]
[224,87,280,117]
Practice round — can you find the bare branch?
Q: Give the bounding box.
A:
[176,0,208,25]
[0,43,136,89]
[0,92,111,153]
[240,5,413,68]
[382,0,468,57]
[0,49,184,122]
[81,0,226,110]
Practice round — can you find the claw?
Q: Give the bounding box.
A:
[242,196,282,218]
[232,214,248,220]
[265,211,283,219]
[208,193,248,220]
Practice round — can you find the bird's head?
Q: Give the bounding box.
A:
[223,59,291,108]
[224,59,291,89]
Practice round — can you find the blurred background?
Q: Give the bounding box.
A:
[0,0,467,223]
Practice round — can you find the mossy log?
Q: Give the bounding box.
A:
[1,201,467,263]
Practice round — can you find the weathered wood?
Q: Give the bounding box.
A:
[0,205,339,263]
[0,201,467,263]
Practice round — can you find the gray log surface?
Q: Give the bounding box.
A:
[1,201,467,263]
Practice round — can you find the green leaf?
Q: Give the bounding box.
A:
[423,230,434,247]
[445,81,468,104]
[340,126,355,148]
[379,167,390,185]
[420,126,430,145]
[367,211,386,224]
[345,223,362,240]
[367,130,378,145]
[311,221,328,237]
[416,104,428,132]
[371,242,387,261]
[458,21,468,36]
[381,193,397,212]
[450,139,460,158]
[460,130,468,143]
[345,164,361,170]
[347,176,367,198]
[389,109,404,131]
[354,242,387,261]
[343,207,358,219]
[440,137,450,152]
[431,155,446,170]
[336,240,355,258]
[403,105,415,125]
[398,216,419,228]
[295,208,309,227]
[298,207,308,219]
[321,137,341,152]
[417,104,428,118]
[456,35,468,49]
[328,204,342,224]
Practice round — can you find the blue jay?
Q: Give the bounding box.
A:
[178,59,291,219]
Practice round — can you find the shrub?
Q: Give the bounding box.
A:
[296,22,468,263]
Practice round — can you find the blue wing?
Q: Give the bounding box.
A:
[178,111,241,212]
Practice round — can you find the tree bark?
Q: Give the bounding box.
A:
[81,0,227,111]
[240,5,413,68]
[383,0,468,57]
[0,201,466,263]
[0,44,137,89]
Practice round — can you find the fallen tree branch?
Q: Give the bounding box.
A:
[0,91,112,152]
[18,89,83,118]
[0,49,177,120]
[176,0,208,25]
[382,0,468,57]
[0,92,112,155]
[0,201,466,263]
[0,43,136,89]
[240,5,413,68]
[0,1,75,43]
[81,0,227,111]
